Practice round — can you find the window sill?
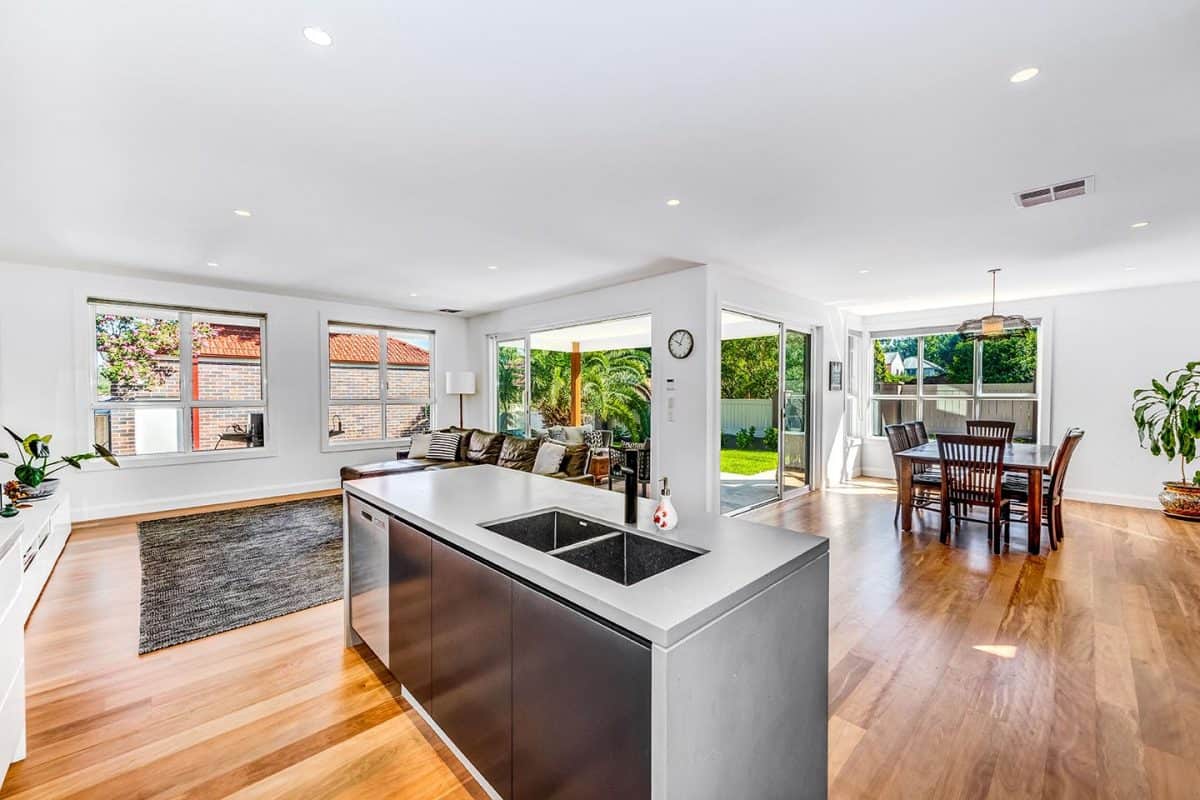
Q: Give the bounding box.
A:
[321,439,413,455]
[81,445,278,471]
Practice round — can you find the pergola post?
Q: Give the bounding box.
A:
[570,341,582,426]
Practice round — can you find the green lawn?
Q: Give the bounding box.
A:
[719,448,779,475]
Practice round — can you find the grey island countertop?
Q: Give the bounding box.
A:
[344,465,827,647]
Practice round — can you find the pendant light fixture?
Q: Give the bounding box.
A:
[956,268,1032,340]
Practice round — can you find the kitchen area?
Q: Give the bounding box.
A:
[343,464,829,800]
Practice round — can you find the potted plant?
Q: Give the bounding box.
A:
[1133,362,1200,520]
[1,427,119,501]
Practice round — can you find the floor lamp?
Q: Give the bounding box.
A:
[446,371,476,428]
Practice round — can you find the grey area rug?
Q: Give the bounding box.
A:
[138,496,343,654]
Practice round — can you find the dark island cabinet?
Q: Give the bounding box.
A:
[430,539,513,800]
[388,516,432,707]
[511,581,651,800]
[348,502,654,800]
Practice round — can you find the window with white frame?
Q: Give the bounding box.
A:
[90,300,267,457]
[846,330,862,438]
[325,322,433,447]
[870,326,1040,441]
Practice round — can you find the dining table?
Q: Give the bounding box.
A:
[895,441,1057,555]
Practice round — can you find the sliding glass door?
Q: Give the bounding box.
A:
[719,312,813,514]
[719,311,782,514]
[781,329,811,496]
[495,338,528,436]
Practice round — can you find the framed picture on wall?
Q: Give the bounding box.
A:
[829,361,844,392]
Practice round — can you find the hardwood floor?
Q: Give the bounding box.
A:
[3,482,1199,798]
[747,480,1200,799]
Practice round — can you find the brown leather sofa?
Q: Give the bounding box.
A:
[340,427,593,484]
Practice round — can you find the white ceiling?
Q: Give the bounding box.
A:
[530,315,651,353]
[3,0,1198,316]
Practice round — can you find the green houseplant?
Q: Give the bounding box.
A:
[1132,361,1200,520]
[2,426,119,498]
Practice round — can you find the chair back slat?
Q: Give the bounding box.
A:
[913,421,930,445]
[1048,428,1084,500]
[902,422,925,447]
[885,424,912,477]
[966,420,1015,442]
[937,434,1006,507]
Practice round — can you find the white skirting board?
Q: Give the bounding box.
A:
[72,478,340,521]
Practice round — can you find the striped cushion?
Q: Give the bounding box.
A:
[427,431,461,461]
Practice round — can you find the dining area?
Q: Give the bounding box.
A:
[887,420,1085,556]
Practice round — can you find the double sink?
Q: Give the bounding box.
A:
[480,509,706,586]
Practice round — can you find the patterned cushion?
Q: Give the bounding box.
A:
[427,431,462,461]
[441,427,474,460]
[584,430,607,452]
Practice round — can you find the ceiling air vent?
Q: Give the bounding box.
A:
[438,308,463,314]
[1014,175,1094,208]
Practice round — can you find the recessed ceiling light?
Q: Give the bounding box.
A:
[1009,67,1039,83]
[1130,221,1150,229]
[858,269,870,274]
[409,292,418,297]
[303,27,333,47]
[233,209,252,217]
[666,199,681,207]
[487,265,499,271]
[206,261,220,268]
[1124,266,1138,271]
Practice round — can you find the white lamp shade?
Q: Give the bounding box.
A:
[446,371,476,395]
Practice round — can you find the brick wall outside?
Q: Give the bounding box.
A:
[197,359,262,401]
[106,363,181,401]
[328,363,431,442]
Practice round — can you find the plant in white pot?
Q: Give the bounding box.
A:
[1132,362,1200,520]
[2,426,119,501]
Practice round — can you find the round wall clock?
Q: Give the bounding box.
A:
[668,329,694,359]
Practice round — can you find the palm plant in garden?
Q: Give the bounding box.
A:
[1133,361,1200,518]
[581,348,651,440]
[496,346,652,440]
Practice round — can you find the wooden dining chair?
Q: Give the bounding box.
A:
[886,424,940,523]
[1003,428,1085,547]
[966,419,1015,443]
[903,421,929,446]
[937,434,1011,553]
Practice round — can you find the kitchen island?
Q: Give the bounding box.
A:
[343,465,828,800]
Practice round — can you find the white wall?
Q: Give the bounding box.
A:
[860,281,1200,508]
[0,261,469,519]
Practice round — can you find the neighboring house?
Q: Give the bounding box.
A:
[881,351,906,377]
[103,325,431,454]
[901,356,946,379]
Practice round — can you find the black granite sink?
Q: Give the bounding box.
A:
[551,531,706,586]
[481,509,617,552]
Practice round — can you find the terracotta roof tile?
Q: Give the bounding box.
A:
[197,325,429,366]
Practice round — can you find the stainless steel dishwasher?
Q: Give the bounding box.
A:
[347,495,389,668]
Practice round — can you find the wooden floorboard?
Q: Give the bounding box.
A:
[3,482,1198,798]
